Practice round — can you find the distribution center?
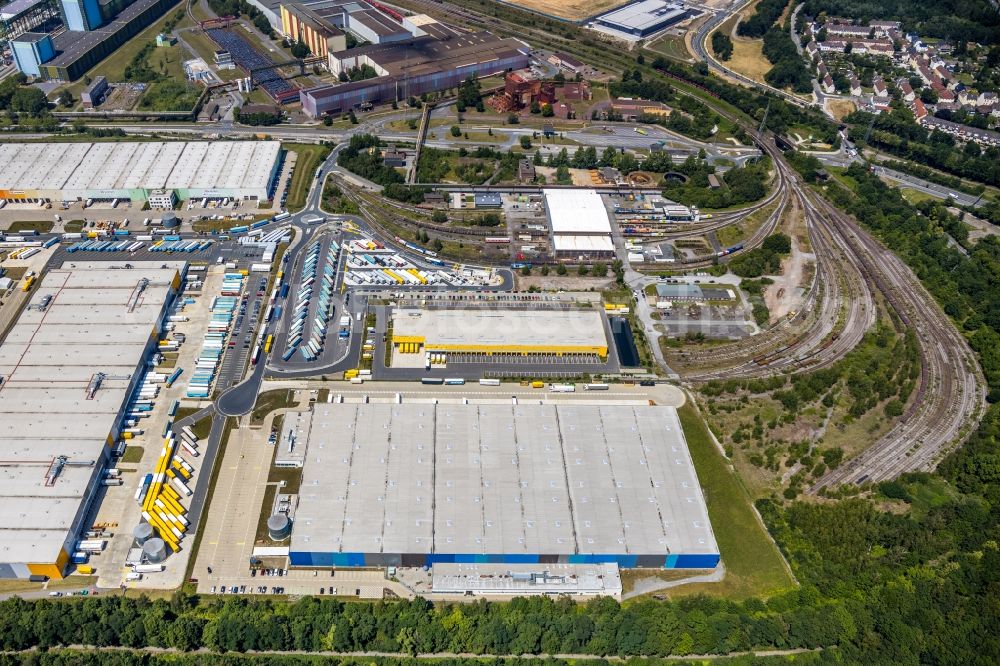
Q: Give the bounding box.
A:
[0,141,282,204]
[544,188,616,258]
[0,261,185,579]
[289,403,720,569]
[391,306,610,358]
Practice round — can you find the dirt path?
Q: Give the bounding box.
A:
[764,235,813,321]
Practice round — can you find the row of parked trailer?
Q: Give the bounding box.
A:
[345,268,485,288]
[66,239,146,253]
[150,239,213,253]
[285,240,340,362]
[187,286,242,398]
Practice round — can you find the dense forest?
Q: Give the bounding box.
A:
[802,0,1000,45]
[738,0,790,38]
[762,28,812,93]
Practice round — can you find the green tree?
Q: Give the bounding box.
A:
[520,135,532,149]
[450,125,462,137]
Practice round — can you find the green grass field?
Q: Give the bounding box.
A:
[657,403,795,599]
[7,220,54,233]
[282,143,332,212]
[120,446,145,464]
[645,33,692,62]
[251,389,298,424]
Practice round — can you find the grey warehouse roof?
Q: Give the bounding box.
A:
[0,261,183,567]
[292,403,718,558]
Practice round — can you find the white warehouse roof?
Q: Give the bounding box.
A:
[290,403,719,566]
[0,141,281,200]
[552,235,616,252]
[544,189,613,235]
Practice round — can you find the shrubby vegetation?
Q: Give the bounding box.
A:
[208,0,276,36]
[728,233,790,277]
[338,134,426,203]
[661,156,771,209]
[234,106,282,126]
[611,75,724,140]
[647,57,839,145]
[702,323,920,494]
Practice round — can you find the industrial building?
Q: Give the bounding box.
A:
[279,0,438,49]
[544,188,616,258]
[289,402,720,569]
[18,0,177,80]
[432,563,623,597]
[279,1,347,58]
[59,0,102,31]
[9,30,53,76]
[0,141,282,203]
[300,30,529,117]
[0,0,61,46]
[80,73,107,108]
[0,261,185,579]
[591,0,689,40]
[391,306,609,357]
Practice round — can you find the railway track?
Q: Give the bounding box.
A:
[670,160,874,380]
[381,0,983,486]
[807,193,985,489]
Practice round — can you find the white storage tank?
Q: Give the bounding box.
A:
[142,537,168,563]
[133,522,155,545]
[267,513,292,541]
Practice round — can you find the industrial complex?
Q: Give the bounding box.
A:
[544,189,616,258]
[301,28,529,117]
[288,403,719,569]
[0,261,184,579]
[0,141,282,204]
[8,0,179,80]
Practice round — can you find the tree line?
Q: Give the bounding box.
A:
[846,108,1000,188]
[647,57,839,146]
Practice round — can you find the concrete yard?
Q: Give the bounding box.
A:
[92,269,225,589]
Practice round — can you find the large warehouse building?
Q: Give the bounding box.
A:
[289,402,720,569]
[0,261,185,579]
[301,30,529,117]
[391,306,609,358]
[0,141,282,204]
[544,189,616,258]
[590,0,689,40]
